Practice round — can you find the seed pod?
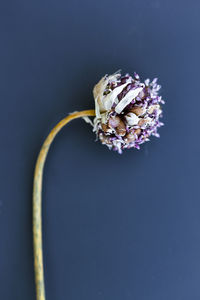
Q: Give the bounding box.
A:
[116,120,126,136]
[101,123,110,133]
[130,106,145,116]
[138,119,148,127]
[125,112,139,126]
[99,134,112,145]
[108,116,121,128]
[125,132,136,142]
[134,128,141,136]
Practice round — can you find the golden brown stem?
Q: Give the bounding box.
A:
[33,110,95,300]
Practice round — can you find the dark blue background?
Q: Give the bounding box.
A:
[1,0,200,299]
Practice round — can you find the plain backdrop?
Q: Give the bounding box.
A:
[1,0,200,299]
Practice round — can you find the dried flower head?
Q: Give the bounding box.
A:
[93,71,164,153]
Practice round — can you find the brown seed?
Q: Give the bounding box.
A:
[115,120,126,136]
[99,134,112,144]
[101,123,110,133]
[126,128,141,142]
[125,133,135,142]
[138,119,148,126]
[108,116,121,128]
[135,128,141,135]
[130,106,145,116]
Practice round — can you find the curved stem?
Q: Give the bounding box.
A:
[33,109,95,300]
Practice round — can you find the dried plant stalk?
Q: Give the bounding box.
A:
[33,110,95,300]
